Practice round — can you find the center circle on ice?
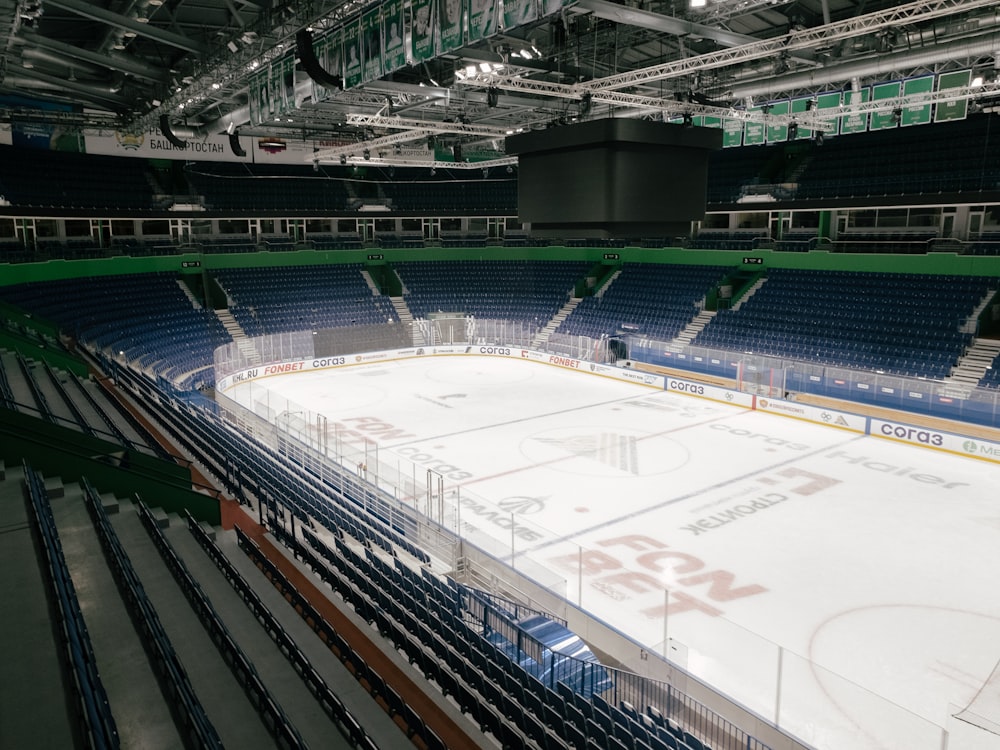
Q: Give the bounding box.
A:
[520,425,688,477]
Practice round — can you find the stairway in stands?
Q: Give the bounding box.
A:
[176,278,202,308]
[531,296,581,348]
[944,287,1000,389]
[731,276,768,311]
[947,337,1000,386]
[214,309,261,366]
[668,309,716,350]
[389,297,420,345]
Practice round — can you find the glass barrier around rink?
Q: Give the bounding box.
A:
[212,322,965,750]
[626,336,1000,428]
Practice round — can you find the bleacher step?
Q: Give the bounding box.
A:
[43,476,64,499]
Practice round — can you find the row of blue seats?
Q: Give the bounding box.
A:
[81,478,223,747]
[23,464,120,749]
[136,501,308,748]
[302,526,709,750]
[231,527,404,750]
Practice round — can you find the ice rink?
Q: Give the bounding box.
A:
[224,355,1000,750]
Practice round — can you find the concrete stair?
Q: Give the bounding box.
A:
[176,279,203,309]
[946,337,1000,387]
[531,297,581,348]
[669,309,716,350]
[390,297,421,345]
[215,309,261,366]
[731,276,767,311]
[594,270,621,298]
[361,270,381,296]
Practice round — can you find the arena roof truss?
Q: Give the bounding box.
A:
[1,0,999,162]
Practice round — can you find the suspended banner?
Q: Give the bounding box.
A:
[722,116,744,148]
[362,6,384,83]
[743,107,765,146]
[901,75,934,126]
[935,70,971,122]
[790,96,815,139]
[310,34,335,103]
[248,69,273,125]
[503,0,537,29]
[437,0,463,53]
[383,0,406,73]
[343,20,363,88]
[840,87,870,134]
[765,100,788,143]
[411,0,436,63]
[869,81,901,130]
[467,0,498,42]
[813,91,842,137]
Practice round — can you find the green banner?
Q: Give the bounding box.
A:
[383,0,406,72]
[504,0,537,29]
[343,21,363,88]
[901,75,934,126]
[870,81,901,130]
[722,116,744,148]
[790,97,815,139]
[311,34,340,103]
[467,0,498,42]
[744,108,765,146]
[411,0,435,62]
[362,7,384,83]
[438,0,463,53]
[840,87,870,134]
[701,115,721,129]
[935,70,971,122]
[276,57,296,116]
[248,69,267,125]
[267,61,281,117]
[814,91,842,136]
[765,100,788,143]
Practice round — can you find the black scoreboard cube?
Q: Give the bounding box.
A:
[506,118,722,239]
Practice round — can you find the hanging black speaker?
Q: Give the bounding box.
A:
[159,114,188,149]
[296,29,343,91]
[229,131,246,158]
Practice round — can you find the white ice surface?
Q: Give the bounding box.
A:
[227,356,1000,750]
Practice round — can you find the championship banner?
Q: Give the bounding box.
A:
[839,87,870,134]
[764,100,788,143]
[743,108,765,145]
[383,0,406,73]
[540,0,565,16]
[813,91,842,137]
[790,96,815,139]
[437,0,463,53]
[267,61,283,118]
[343,20,363,89]
[722,116,744,148]
[467,0,498,43]
[311,33,341,103]
[901,75,934,126]
[503,0,537,30]
[250,69,274,125]
[869,81,901,130]
[248,69,262,125]
[411,0,435,63]
[935,70,971,123]
[362,7,384,83]
[276,56,296,115]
